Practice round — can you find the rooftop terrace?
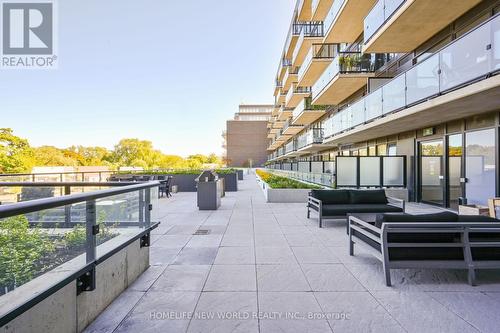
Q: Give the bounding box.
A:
[84,171,500,333]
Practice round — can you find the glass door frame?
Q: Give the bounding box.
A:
[417,138,445,206]
[416,126,499,209]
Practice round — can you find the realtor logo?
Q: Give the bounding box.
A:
[1,1,57,69]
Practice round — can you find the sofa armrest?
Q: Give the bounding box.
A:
[387,196,405,211]
[348,216,382,244]
[308,195,322,210]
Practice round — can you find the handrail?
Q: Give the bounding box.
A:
[0,181,160,219]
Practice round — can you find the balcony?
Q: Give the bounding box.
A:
[285,84,312,108]
[277,106,294,121]
[283,66,300,91]
[283,23,304,59]
[282,119,304,136]
[363,0,482,53]
[298,43,338,86]
[292,96,327,126]
[296,128,325,154]
[273,79,283,97]
[323,0,376,43]
[312,0,334,20]
[278,90,288,104]
[297,0,313,20]
[312,51,389,105]
[323,14,500,145]
[292,22,324,67]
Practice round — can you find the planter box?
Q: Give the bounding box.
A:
[168,174,198,192]
[237,170,244,180]
[459,204,490,216]
[219,173,238,192]
[257,176,311,203]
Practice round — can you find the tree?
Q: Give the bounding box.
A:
[0,128,35,173]
[33,146,78,167]
[111,138,164,169]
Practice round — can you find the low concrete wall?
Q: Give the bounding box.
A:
[256,176,311,203]
[2,239,149,333]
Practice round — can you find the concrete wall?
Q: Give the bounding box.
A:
[226,120,269,167]
[2,239,149,333]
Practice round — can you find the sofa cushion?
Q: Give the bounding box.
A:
[310,189,350,204]
[348,189,388,204]
[457,215,500,222]
[375,211,458,228]
[322,204,403,217]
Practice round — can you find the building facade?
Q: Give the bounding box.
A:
[267,0,500,209]
[224,104,273,167]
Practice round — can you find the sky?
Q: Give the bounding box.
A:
[0,0,295,157]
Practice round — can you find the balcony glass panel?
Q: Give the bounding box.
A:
[364,0,405,43]
[439,23,491,92]
[385,0,405,15]
[406,53,439,105]
[332,112,342,134]
[340,110,349,131]
[365,88,383,121]
[351,99,365,127]
[382,74,405,114]
[360,157,381,186]
[364,0,385,43]
[324,0,345,34]
[323,116,334,138]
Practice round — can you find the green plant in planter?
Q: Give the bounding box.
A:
[0,215,55,292]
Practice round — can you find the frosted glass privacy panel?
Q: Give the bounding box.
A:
[336,157,358,186]
[383,156,405,186]
[360,157,381,186]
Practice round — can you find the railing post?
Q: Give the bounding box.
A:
[145,188,151,227]
[138,189,144,226]
[86,200,97,264]
[64,185,71,227]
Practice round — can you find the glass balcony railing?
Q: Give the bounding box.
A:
[267,169,336,188]
[285,140,296,154]
[324,0,345,35]
[364,0,406,43]
[327,14,500,139]
[312,51,389,99]
[297,128,324,149]
[286,86,312,104]
[298,43,339,80]
[293,96,326,119]
[312,0,320,15]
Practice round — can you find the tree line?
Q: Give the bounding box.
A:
[0,128,222,173]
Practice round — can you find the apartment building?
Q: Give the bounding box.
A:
[224,104,273,167]
[267,0,500,209]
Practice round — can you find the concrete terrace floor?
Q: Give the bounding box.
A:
[86,172,500,333]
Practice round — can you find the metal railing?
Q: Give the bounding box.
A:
[324,14,500,140]
[0,181,160,327]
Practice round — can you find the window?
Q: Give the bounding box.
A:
[388,144,397,156]
[377,144,387,156]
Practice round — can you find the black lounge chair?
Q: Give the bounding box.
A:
[307,189,405,228]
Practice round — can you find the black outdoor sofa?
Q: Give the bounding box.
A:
[307,189,405,228]
[348,211,500,286]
